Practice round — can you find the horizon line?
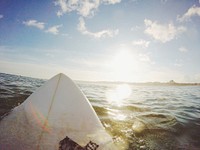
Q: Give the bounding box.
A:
[1,72,200,85]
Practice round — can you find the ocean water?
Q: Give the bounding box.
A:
[0,73,200,150]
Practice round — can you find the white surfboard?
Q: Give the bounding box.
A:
[0,73,116,150]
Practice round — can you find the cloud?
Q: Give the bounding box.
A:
[161,0,168,4]
[174,63,182,67]
[132,39,150,48]
[179,47,188,53]
[23,19,62,35]
[23,20,45,30]
[144,19,186,43]
[45,24,62,35]
[131,26,141,31]
[54,0,121,17]
[138,53,155,65]
[139,53,151,62]
[0,14,3,19]
[103,0,121,4]
[174,59,183,67]
[77,17,118,38]
[177,5,200,22]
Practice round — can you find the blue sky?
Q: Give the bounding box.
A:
[0,0,200,82]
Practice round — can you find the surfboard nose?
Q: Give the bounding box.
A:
[0,73,116,150]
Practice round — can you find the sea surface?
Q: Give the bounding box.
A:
[0,73,200,150]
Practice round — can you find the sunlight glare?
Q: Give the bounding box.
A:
[109,49,137,82]
[112,51,133,70]
[106,84,132,104]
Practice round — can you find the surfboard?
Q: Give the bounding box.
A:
[0,73,116,150]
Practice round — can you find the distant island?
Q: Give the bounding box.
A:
[136,80,200,86]
[87,80,200,86]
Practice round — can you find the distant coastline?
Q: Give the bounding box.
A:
[83,80,200,86]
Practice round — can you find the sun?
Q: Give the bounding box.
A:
[109,49,137,82]
[112,51,133,69]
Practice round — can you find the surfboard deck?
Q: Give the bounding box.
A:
[0,73,116,150]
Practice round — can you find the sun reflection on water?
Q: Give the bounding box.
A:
[106,84,132,121]
[106,84,132,105]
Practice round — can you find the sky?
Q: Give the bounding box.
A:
[0,0,200,82]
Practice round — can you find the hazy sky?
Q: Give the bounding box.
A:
[0,0,200,82]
